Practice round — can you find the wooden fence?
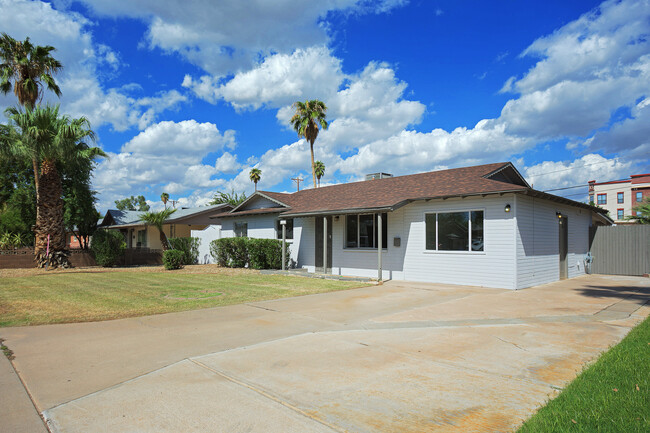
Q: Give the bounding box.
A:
[589,225,650,276]
[0,248,162,269]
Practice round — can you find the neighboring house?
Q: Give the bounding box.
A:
[99,204,232,250]
[589,174,650,223]
[215,162,612,290]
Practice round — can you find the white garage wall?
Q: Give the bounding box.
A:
[516,195,591,289]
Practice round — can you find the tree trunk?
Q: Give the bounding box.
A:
[159,228,169,251]
[310,140,317,188]
[35,159,69,268]
[32,157,40,235]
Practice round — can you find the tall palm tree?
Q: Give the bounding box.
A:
[161,192,169,209]
[314,160,325,187]
[0,33,63,109]
[290,100,328,188]
[249,167,262,191]
[139,208,177,251]
[1,105,105,267]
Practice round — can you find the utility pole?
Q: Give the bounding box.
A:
[291,177,304,192]
[170,199,179,209]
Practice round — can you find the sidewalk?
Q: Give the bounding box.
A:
[0,351,48,433]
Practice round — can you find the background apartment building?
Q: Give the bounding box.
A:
[589,174,650,223]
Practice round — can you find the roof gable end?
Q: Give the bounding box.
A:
[482,163,530,188]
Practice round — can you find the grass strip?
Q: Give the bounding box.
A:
[518,315,649,432]
[0,271,367,327]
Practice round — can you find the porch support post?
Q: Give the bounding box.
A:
[323,216,328,273]
[281,223,286,271]
[377,213,383,281]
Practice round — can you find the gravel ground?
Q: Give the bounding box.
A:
[0,264,258,278]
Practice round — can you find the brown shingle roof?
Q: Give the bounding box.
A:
[217,162,532,218]
[280,162,525,216]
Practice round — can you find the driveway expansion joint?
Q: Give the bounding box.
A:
[189,359,343,433]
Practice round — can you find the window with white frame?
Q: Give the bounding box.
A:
[637,191,643,202]
[234,222,248,237]
[275,219,294,240]
[345,213,387,249]
[425,210,484,252]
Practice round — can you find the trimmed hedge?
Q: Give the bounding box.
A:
[163,249,185,270]
[90,229,126,267]
[168,237,200,265]
[210,237,289,269]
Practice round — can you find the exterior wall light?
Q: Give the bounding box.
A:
[504,204,511,213]
[556,212,563,219]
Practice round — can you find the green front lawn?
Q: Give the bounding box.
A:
[0,267,368,327]
[518,315,649,432]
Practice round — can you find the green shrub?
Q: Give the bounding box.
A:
[168,237,200,265]
[210,238,228,267]
[90,229,126,267]
[210,237,289,269]
[162,249,185,270]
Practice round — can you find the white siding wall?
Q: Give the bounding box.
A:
[296,196,517,289]
[245,196,283,210]
[402,196,516,289]
[516,195,591,289]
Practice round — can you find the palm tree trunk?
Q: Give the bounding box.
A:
[32,157,40,234]
[310,141,317,188]
[158,227,169,251]
[35,159,68,268]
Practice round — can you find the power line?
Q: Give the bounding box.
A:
[526,159,620,178]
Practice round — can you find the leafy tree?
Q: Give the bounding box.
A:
[0,105,105,267]
[249,167,261,191]
[139,208,176,251]
[629,197,650,224]
[115,195,150,211]
[290,100,328,188]
[314,160,325,187]
[161,192,169,209]
[210,189,247,207]
[0,153,35,238]
[0,33,62,109]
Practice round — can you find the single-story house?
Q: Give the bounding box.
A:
[215,162,612,290]
[99,204,232,250]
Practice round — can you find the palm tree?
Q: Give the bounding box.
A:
[1,105,105,267]
[0,33,63,109]
[314,160,325,187]
[249,167,262,191]
[290,100,328,188]
[161,192,169,209]
[139,208,177,251]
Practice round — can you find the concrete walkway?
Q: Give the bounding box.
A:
[1,274,648,432]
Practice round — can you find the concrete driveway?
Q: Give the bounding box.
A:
[1,274,648,433]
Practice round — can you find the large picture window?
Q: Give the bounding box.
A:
[425,210,484,252]
[346,213,387,249]
[275,219,294,240]
[234,222,248,237]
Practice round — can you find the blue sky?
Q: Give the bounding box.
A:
[1,0,649,211]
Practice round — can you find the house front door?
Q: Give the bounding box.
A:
[315,216,332,273]
[559,215,568,280]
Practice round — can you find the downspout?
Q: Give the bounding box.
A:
[513,194,518,290]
